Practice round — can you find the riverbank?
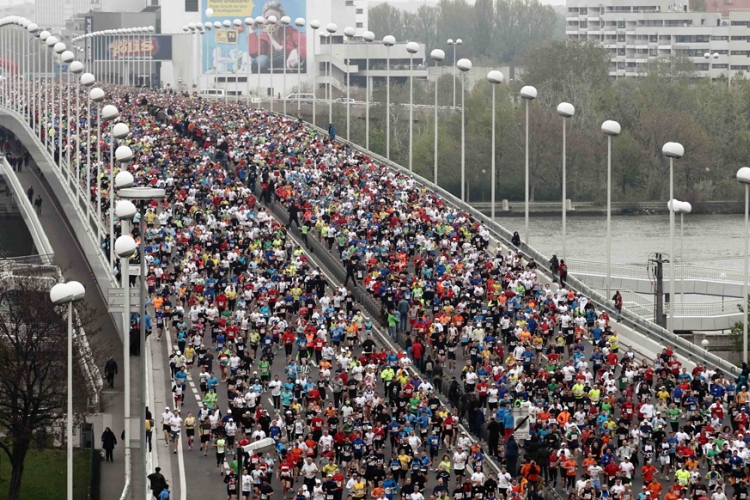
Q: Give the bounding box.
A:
[473,200,744,216]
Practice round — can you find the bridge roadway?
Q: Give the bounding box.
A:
[0,91,740,498]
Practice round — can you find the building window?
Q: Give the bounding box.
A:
[356,8,363,14]
[346,0,354,5]
[356,22,363,27]
[185,0,198,11]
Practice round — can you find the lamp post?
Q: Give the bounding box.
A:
[104,107,128,265]
[113,189,136,494]
[39,30,50,149]
[44,35,59,155]
[325,23,337,126]
[295,18,305,114]
[310,20,320,126]
[520,86,537,244]
[70,62,84,194]
[557,102,575,261]
[80,72,95,214]
[231,19,242,99]
[90,87,105,243]
[602,120,621,303]
[54,41,66,169]
[431,49,445,186]
[662,141,684,337]
[675,200,691,310]
[457,58,471,201]
[26,22,38,124]
[406,41,419,172]
[253,17,265,108]
[737,166,750,364]
[383,35,395,159]
[363,31,374,151]
[704,51,718,82]
[206,7,214,90]
[60,50,75,173]
[447,38,462,108]
[117,183,165,500]
[266,15,278,112]
[49,280,86,500]
[487,70,504,220]
[344,27,355,141]
[221,20,231,102]
[280,16,290,115]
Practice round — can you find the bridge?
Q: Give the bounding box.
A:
[0,44,740,500]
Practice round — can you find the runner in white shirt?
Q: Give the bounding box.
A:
[169,410,183,454]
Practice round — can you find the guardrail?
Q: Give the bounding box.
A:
[0,157,55,259]
[567,257,748,284]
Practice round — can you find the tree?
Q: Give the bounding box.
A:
[0,275,95,500]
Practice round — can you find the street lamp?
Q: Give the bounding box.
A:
[704,51,719,82]
[295,18,306,115]
[70,61,84,192]
[89,87,105,242]
[363,30,375,151]
[60,50,75,175]
[325,23,337,126]
[457,58,471,201]
[383,35,395,159]
[117,182,165,500]
[447,38,462,108]
[310,20,321,126]
[80,73,95,217]
[344,26,355,141]
[104,105,127,264]
[602,120,621,303]
[737,166,750,364]
[520,86,537,244]
[674,200,692,309]
[254,16,266,109]
[407,41,419,172]
[44,35,59,155]
[113,190,136,490]
[557,102,575,261]
[487,70,504,220]
[49,280,85,500]
[431,49,445,186]
[662,141,684,338]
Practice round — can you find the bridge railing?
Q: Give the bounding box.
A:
[567,257,748,284]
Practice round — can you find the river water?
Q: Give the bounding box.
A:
[498,214,745,272]
[0,218,35,258]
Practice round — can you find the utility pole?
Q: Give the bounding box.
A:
[650,253,668,328]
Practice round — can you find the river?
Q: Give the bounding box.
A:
[0,218,35,258]
[500,214,745,272]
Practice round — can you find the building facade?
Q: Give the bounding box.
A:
[157,0,426,95]
[565,0,750,80]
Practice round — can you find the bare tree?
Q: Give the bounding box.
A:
[0,274,95,500]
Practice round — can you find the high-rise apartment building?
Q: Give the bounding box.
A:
[565,0,750,79]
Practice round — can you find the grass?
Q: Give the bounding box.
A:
[0,447,90,500]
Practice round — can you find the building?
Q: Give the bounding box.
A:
[157,0,426,95]
[565,0,750,80]
[706,0,750,16]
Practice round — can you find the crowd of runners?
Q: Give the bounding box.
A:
[12,80,750,500]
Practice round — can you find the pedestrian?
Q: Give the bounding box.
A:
[549,254,559,282]
[287,200,300,229]
[344,257,358,287]
[613,290,623,317]
[559,258,568,286]
[511,231,521,246]
[104,357,118,389]
[101,427,117,462]
[34,195,42,215]
[148,467,168,499]
[26,185,33,203]
[328,123,336,142]
[23,150,29,169]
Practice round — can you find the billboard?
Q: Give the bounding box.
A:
[92,36,174,62]
[202,0,307,75]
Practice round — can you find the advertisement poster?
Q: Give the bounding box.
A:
[92,36,174,62]
[202,0,307,75]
